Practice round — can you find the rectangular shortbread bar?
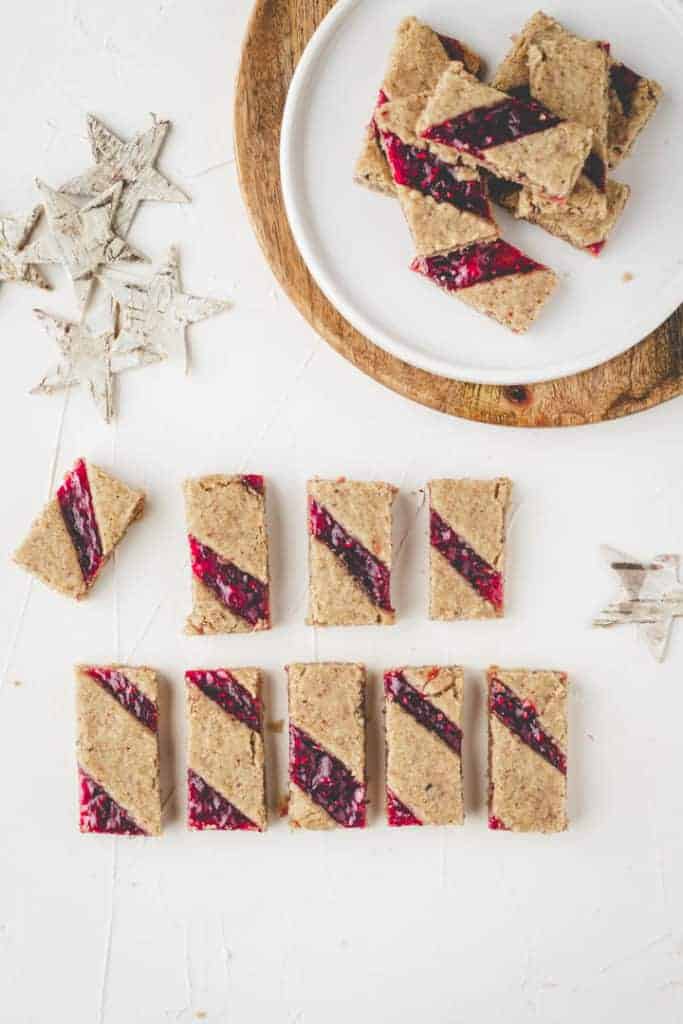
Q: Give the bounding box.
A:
[488,666,568,833]
[307,478,396,626]
[385,665,464,827]
[13,457,144,600]
[354,17,482,197]
[76,664,161,836]
[429,478,511,620]
[184,474,270,635]
[186,668,267,831]
[418,62,593,201]
[287,663,367,830]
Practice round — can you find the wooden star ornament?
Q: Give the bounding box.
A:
[20,180,147,314]
[0,205,50,294]
[31,308,162,422]
[60,114,190,236]
[593,547,683,662]
[99,246,230,372]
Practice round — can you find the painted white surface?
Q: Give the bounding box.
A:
[0,2,682,1022]
[281,0,683,383]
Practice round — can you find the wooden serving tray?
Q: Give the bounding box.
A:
[234,0,683,427]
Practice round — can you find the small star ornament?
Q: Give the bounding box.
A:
[20,180,147,314]
[99,246,230,371]
[0,205,50,294]
[31,308,161,422]
[594,547,683,662]
[60,114,189,236]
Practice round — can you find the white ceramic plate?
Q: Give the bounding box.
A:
[280,0,683,384]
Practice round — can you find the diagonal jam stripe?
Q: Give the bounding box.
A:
[86,666,158,732]
[430,508,503,609]
[387,788,423,827]
[78,766,146,835]
[57,459,103,583]
[186,669,261,732]
[381,130,493,219]
[489,676,567,774]
[189,535,269,627]
[421,97,562,157]
[309,499,393,612]
[187,769,258,831]
[412,239,543,295]
[385,670,462,755]
[289,724,366,828]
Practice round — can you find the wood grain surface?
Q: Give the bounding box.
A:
[233,0,683,427]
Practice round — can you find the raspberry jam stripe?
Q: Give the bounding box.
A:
[430,508,503,610]
[387,789,423,827]
[57,459,103,584]
[488,815,510,831]
[381,130,492,219]
[385,670,462,755]
[187,769,258,831]
[308,499,393,612]
[186,669,261,732]
[289,724,366,828]
[421,97,562,158]
[412,239,543,294]
[489,676,567,774]
[85,667,158,732]
[78,767,145,835]
[189,535,269,627]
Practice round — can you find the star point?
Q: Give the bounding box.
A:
[0,205,50,294]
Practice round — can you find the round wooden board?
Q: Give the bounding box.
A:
[234,0,683,427]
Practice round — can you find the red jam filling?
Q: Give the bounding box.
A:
[241,474,264,495]
[186,669,261,732]
[387,789,423,827]
[488,816,510,831]
[289,724,366,828]
[308,498,393,612]
[78,767,144,835]
[86,667,158,732]
[421,97,561,158]
[56,459,103,584]
[381,129,492,219]
[412,239,543,293]
[489,677,567,774]
[385,670,463,754]
[188,535,269,627]
[430,509,503,609]
[610,62,642,116]
[187,769,258,831]
[437,34,466,63]
[586,240,606,257]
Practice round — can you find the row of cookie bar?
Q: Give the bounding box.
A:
[76,661,568,836]
[13,460,513,628]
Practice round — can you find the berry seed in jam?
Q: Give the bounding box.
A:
[309,499,392,612]
[430,509,503,609]
[412,239,543,293]
[57,459,103,584]
[421,97,562,157]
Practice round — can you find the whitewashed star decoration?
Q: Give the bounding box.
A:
[60,114,190,236]
[32,308,161,423]
[0,205,50,293]
[20,180,146,314]
[593,547,683,662]
[100,246,230,372]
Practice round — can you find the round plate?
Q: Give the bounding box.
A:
[280,0,683,385]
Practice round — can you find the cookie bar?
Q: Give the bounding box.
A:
[186,668,266,832]
[488,667,568,833]
[418,62,593,201]
[429,479,511,619]
[307,478,396,626]
[411,239,557,334]
[76,664,161,836]
[13,457,144,600]
[515,177,630,254]
[354,17,482,197]
[184,474,270,635]
[287,663,367,830]
[376,93,498,257]
[385,666,464,827]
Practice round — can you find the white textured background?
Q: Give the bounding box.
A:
[1,2,682,1022]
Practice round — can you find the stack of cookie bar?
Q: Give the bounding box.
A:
[355,13,662,333]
